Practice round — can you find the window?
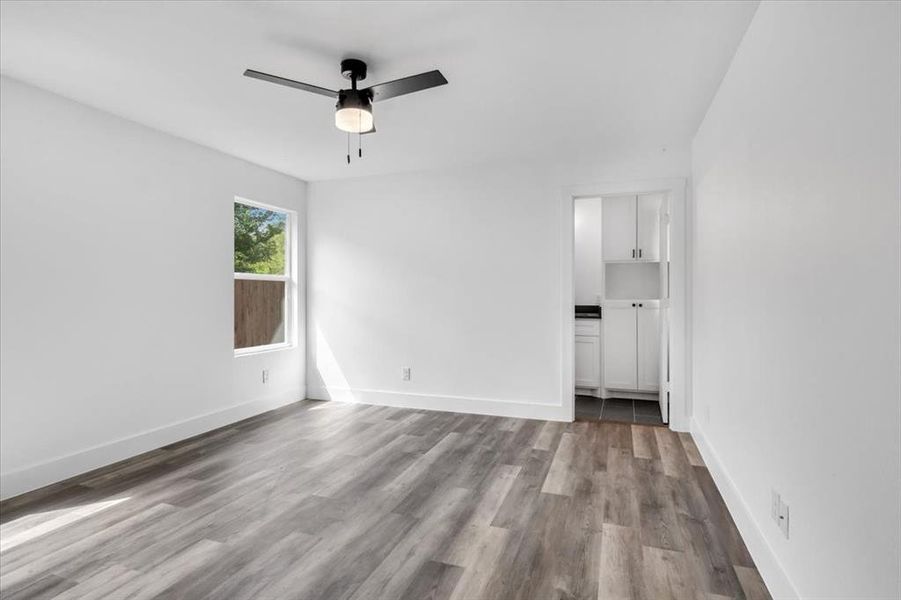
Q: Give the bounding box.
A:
[234,198,293,354]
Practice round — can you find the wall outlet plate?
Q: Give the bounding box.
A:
[402,367,411,381]
[771,489,789,539]
[778,501,790,539]
[262,369,269,384]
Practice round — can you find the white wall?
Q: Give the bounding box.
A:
[691,2,900,598]
[0,77,307,499]
[574,197,604,306]
[306,149,688,421]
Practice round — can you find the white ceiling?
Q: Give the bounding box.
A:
[0,1,758,181]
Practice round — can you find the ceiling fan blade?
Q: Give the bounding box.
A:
[363,70,447,102]
[243,69,337,98]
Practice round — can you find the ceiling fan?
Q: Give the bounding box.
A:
[244,58,448,163]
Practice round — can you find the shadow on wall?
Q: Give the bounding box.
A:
[314,325,356,403]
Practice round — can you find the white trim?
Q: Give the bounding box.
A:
[598,390,659,401]
[559,178,688,431]
[307,386,570,422]
[234,273,290,282]
[233,195,293,215]
[0,391,302,501]
[690,419,800,600]
[234,341,294,356]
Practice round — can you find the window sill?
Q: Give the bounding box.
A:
[234,343,295,357]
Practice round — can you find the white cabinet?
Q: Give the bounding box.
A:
[602,195,636,261]
[575,318,601,388]
[602,194,662,261]
[636,194,662,261]
[602,306,637,390]
[574,335,600,388]
[603,302,659,392]
[637,305,660,391]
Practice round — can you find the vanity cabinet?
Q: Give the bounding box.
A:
[602,301,659,392]
[574,318,601,389]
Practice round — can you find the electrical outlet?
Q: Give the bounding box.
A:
[771,489,790,539]
[778,500,790,539]
[262,369,269,384]
[402,367,411,381]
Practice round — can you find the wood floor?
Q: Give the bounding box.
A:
[0,400,771,600]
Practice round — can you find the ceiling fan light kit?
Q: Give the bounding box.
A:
[244,58,447,164]
[334,91,374,134]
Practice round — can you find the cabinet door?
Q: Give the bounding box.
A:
[574,335,600,388]
[637,305,660,391]
[602,195,636,261]
[603,306,637,390]
[636,193,662,261]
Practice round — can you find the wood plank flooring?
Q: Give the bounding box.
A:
[0,400,771,600]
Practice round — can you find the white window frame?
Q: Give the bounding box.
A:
[234,196,296,356]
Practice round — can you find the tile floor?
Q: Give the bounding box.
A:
[574,395,665,425]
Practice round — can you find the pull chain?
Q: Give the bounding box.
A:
[344,112,366,164]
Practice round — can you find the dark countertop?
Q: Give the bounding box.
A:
[575,305,602,319]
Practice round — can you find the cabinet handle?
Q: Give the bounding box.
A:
[639,249,642,258]
[632,249,635,258]
[631,303,636,307]
[638,303,643,307]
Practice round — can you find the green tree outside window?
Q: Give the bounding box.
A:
[234,203,287,275]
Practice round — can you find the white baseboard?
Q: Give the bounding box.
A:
[602,390,659,401]
[689,419,799,600]
[307,385,570,422]
[0,390,301,501]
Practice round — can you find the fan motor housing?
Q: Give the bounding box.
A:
[340,58,367,82]
[336,88,372,110]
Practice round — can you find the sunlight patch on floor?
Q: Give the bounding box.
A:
[0,497,129,552]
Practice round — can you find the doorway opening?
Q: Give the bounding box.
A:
[571,192,672,425]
